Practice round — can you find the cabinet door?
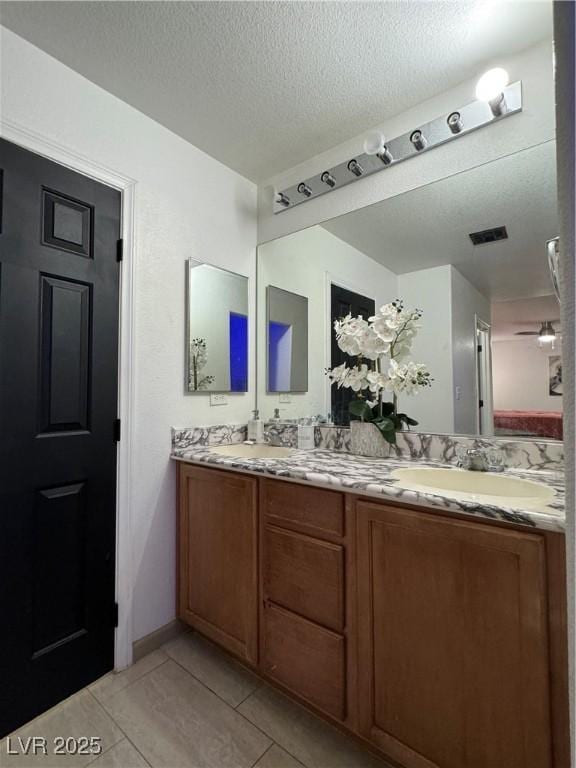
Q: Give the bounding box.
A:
[356,501,552,768]
[178,464,258,664]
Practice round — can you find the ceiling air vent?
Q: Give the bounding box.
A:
[469,226,508,246]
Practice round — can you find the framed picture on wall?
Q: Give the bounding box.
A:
[549,355,562,396]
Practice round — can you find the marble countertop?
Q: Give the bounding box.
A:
[171,445,565,533]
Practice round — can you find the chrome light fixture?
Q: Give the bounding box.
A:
[348,159,364,177]
[538,321,556,343]
[321,171,336,187]
[476,67,509,116]
[273,72,522,214]
[410,130,427,151]
[447,111,463,134]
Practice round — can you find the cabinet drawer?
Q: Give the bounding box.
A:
[261,602,345,720]
[261,479,344,538]
[263,526,344,631]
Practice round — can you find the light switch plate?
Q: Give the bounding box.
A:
[455,386,462,401]
[279,393,291,403]
[210,393,228,406]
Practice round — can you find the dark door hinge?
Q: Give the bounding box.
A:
[114,418,121,442]
[113,602,119,628]
[479,399,484,408]
[477,344,483,352]
[116,238,123,262]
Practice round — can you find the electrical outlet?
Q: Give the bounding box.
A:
[210,393,228,406]
[279,393,291,403]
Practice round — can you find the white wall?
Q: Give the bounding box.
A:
[396,265,489,434]
[258,41,555,244]
[451,268,491,434]
[1,27,258,642]
[397,266,454,433]
[257,226,397,420]
[492,339,563,412]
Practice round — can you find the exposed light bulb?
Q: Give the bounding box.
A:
[363,131,385,156]
[363,131,393,165]
[475,68,509,101]
[475,68,509,116]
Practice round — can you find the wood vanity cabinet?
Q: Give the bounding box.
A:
[177,464,258,663]
[176,463,569,768]
[356,500,556,768]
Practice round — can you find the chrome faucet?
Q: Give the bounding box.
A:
[456,447,505,472]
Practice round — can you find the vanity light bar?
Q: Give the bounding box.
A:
[273,80,522,214]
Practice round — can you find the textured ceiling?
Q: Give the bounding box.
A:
[491,295,560,341]
[0,0,552,181]
[322,141,557,302]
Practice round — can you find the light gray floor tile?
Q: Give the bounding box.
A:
[89,650,168,703]
[88,739,150,767]
[238,686,391,768]
[0,690,122,767]
[101,660,271,768]
[254,744,305,768]
[163,632,260,707]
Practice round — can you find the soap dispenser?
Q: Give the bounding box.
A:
[247,409,264,443]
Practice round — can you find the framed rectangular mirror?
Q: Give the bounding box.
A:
[257,140,562,440]
[186,261,249,393]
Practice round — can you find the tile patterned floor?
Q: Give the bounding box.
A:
[0,632,392,768]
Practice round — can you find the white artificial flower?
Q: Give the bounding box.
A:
[344,363,370,392]
[366,370,388,393]
[326,362,349,387]
[326,363,371,392]
[333,314,369,357]
[327,300,431,409]
[385,359,432,395]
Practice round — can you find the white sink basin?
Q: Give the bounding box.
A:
[209,444,295,459]
[391,467,555,509]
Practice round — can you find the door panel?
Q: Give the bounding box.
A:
[33,482,88,656]
[0,138,120,736]
[39,275,92,434]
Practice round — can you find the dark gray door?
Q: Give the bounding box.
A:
[0,139,120,736]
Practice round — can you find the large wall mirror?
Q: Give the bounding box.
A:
[186,261,249,392]
[257,140,562,440]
